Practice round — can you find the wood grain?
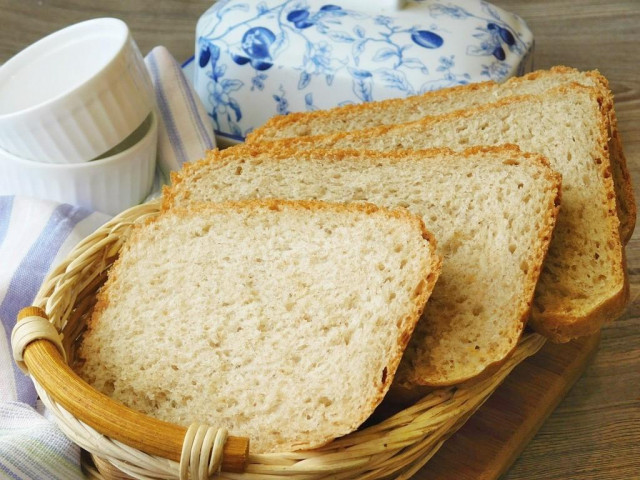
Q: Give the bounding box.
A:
[490,3,640,479]
[1,1,638,479]
[416,333,601,480]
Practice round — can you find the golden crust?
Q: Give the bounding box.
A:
[528,86,628,342]
[246,67,598,144]
[530,244,630,343]
[244,66,585,146]
[247,66,635,245]
[164,143,558,211]
[245,79,500,143]
[584,70,636,244]
[496,68,635,244]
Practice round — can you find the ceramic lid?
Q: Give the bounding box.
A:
[194,0,534,143]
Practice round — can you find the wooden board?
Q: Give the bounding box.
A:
[413,332,601,480]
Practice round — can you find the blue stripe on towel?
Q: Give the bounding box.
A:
[0,197,14,249]
[0,460,24,480]
[0,203,91,406]
[171,58,215,153]
[147,53,188,164]
[0,402,83,479]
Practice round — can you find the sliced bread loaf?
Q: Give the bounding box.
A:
[164,145,561,386]
[247,67,605,141]
[247,66,635,244]
[241,84,629,342]
[76,199,440,453]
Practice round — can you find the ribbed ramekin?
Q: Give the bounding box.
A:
[0,18,154,164]
[0,112,157,215]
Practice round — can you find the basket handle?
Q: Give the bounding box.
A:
[13,306,250,473]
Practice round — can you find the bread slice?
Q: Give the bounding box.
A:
[242,85,629,342]
[247,66,635,245]
[75,199,441,453]
[164,145,561,386]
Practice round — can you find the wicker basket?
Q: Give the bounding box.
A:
[12,199,546,480]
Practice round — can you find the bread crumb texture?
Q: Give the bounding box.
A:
[166,146,560,386]
[76,200,439,453]
[243,85,627,342]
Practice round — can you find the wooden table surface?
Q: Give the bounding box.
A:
[1,1,638,479]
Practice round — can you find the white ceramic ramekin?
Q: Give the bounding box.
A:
[0,111,157,215]
[0,18,154,164]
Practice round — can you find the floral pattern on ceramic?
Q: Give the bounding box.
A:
[194,0,534,142]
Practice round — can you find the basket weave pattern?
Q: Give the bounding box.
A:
[25,200,546,480]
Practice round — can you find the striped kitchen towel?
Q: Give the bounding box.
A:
[0,46,214,480]
[0,402,84,480]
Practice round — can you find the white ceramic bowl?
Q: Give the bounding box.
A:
[0,18,155,164]
[0,111,158,216]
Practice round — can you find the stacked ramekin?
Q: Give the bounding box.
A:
[0,18,157,215]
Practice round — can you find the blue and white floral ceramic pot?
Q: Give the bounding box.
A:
[194,0,534,144]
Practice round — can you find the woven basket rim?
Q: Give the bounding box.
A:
[20,199,546,480]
